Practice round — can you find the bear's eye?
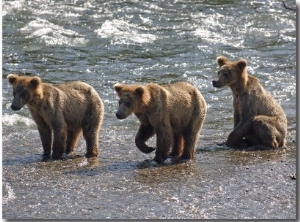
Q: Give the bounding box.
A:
[223,71,231,77]
[20,92,27,98]
[125,101,131,107]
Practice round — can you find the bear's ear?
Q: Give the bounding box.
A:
[114,83,123,92]
[217,56,229,67]
[29,76,41,88]
[135,86,144,96]
[236,59,247,71]
[7,74,19,85]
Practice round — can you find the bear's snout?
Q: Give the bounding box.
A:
[212,80,219,88]
[116,111,125,119]
[11,103,22,111]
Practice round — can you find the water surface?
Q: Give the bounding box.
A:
[2,0,296,219]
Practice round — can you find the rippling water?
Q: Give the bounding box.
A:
[2,0,296,219]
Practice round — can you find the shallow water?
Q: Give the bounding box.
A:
[2,0,296,219]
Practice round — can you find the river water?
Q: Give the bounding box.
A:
[2,0,296,219]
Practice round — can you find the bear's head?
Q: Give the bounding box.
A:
[7,74,42,110]
[113,83,150,119]
[212,56,247,88]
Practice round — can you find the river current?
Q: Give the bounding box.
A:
[2,0,296,219]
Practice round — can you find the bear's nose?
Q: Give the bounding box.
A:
[116,112,124,119]
[212,80,222,88]
[11,104,21,111]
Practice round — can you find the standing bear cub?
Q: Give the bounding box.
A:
[114,82,207,163]
[7,74,104,160]
[212,56,287,149]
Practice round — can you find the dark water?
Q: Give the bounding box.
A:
[2,0,296,219]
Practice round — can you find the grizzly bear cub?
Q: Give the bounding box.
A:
[212,56,287,149]
[7,74,104,160]
[114,82,207,163]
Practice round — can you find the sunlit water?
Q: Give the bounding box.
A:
[2,0,296,219]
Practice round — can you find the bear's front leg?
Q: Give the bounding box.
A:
[37,125,52,161]
[32,115,52,161]
[135,124,155,154]
[52,122,67,160]
[226,120,252,148]
[226,134,248,149]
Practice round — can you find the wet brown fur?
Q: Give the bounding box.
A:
[7,74,104,160]
[114,82,207,163]
[212,56,287,149]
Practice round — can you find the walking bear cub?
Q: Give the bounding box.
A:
[114,82,207,163]
[212,56,287,149]
[7,74,104,160]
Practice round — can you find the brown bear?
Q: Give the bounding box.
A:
[113,82,207,163]
[212,56,287,149]
[7,74,104,160]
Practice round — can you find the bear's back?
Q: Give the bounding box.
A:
[161,82,204,105]
[145,82,206,129]
[52,81,102,126]
[242,76,286,119]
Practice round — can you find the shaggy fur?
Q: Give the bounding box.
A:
[212,56,287,149]
[7,74,104,160]
[114,82,207,163]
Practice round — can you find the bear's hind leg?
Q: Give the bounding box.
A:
[154,128,173,163]
[252,116,282,149]
[170,134,184,158]
[181,130,200,160]
[66,128,81,154]
[83,120,101,158]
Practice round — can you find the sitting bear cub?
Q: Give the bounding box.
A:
[7,74,104,160]
[114,82,207,163]
[212,56,287,149]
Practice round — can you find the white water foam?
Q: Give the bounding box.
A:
[95,19,157,45]
[2,181,16,204]
[2,0,26,16]
[2,113,35,127]
[20,18,89,46]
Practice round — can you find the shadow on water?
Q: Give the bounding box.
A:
[133,161,202,186]
[198,142,290,158]
[3,144,289,175]
[63,159,140,176]
[2,151,91,166]
[197,143,230,152]
[2,154,42,166]
[63,156,201,179]
[224,148,290,166]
